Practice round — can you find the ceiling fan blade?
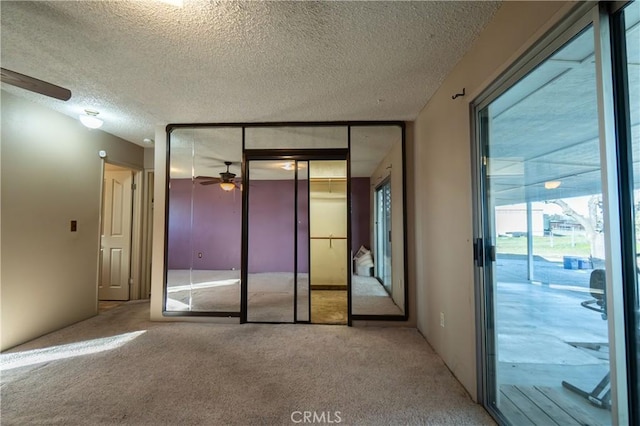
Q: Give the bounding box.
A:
[194,175,219,185]
[1,68,71,101]
[201,156,240,165]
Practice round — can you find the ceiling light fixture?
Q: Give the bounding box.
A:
[143,138,154,145]
[219,182,236,192]
[79,109,103,129]
[219,161,236,191]
[544,181,561,190]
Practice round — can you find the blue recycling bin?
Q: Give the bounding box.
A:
[563,256,580,270]
[578,258,593,269]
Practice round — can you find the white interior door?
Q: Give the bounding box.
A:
[99,169,133,300]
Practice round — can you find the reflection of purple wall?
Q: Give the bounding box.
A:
[167,180,194,269]
[351,178,371,252]
[248,180,299,273]
[167,177,370,272]
[297,180,310,273]
[168,179,242,270]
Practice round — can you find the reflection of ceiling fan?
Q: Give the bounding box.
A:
[1,68,72,101]
[196,161,240,191]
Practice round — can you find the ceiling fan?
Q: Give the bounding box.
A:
[1,68,71,101]
[196,161,241,191]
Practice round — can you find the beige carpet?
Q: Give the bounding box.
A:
[167,270,403,317]
[351,275,403,316]
[1,301,495,425]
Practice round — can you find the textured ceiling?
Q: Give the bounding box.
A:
[0,0,501,146]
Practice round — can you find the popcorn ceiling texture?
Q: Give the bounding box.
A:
[0,1,501,145]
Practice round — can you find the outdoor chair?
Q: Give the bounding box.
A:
[580,269,607,320]
[561,269,611,409]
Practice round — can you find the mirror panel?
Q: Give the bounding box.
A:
[166,127,242,313]
[245,126,348,150]
[309,160,348,324]
[350,125,405,316]
[246,160,296,322]
[165,123,406,319]
[296,161,310,322]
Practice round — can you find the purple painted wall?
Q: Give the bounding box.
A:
[167,179,242,270]
[351,177,371,253]
[167,177,370,273]
[248,180,300,273]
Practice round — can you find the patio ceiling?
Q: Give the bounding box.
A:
[487,18,639,207]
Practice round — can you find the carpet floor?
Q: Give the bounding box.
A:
[1,301,495,425]
[166,270,403,316]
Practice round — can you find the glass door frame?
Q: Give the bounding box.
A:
[471,2,634,424]
[610,2,640,422]
[240,149,351,324]
[374,177,392,294]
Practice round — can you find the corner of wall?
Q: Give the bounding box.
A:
[1,91,144,350]
[412,1,572,401]
[144,147,155,170]
[150,125,167,321]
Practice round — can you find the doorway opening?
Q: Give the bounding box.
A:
[99,163,141,306]
[243,154,349,325]
[472,3,640,421]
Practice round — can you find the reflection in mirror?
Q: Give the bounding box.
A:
[166,127,242,313]
[297,161,310,322]
[246,160,296,322]
[309,160,348,324]
[350,125,405,316]
[165,123,406,319]
[245,126,348,150]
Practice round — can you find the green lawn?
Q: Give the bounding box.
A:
[496,235,591,258]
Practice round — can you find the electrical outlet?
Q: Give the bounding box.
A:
[440,312,445,327]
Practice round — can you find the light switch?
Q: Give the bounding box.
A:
[70,220,77,232]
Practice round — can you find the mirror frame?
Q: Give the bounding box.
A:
[163,122,408,322]
[349,124,408,321]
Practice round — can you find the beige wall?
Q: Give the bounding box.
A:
[0,91,144,350]
[144,147,154,169]
[412,1,573,400]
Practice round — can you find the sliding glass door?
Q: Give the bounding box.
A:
[475,3,639,424]
[478,24,614,425]
[615,2,640,419]
[375,179,392,293]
